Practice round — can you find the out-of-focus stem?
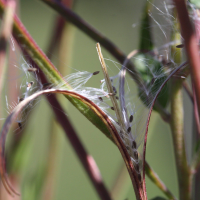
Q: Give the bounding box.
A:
[170,11,191,200]
[173,0,200,116]
[170,78,191,200]
[0,0,15,120]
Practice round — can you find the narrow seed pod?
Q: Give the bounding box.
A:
[127,127,131,133]
[27,68,37,72]
[93,71,100,75]
[132,140,137,149]
[129,115,133,123]
[176,44,184,48]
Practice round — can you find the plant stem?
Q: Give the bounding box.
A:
[145,162,176,199]
[170,78,191,200]
[173,0,200,116]
[0,0,15,121]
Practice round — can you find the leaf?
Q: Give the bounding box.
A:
[134,53,169,109]
[139,1,153,51]
[0,88,144,199]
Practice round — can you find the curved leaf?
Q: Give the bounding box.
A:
[0,88,144,199]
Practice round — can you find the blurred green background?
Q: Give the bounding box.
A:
[1,0,193,199]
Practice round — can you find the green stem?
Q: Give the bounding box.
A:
[145,162,176,199]
[170,79,191,200]
[170,12,191,199]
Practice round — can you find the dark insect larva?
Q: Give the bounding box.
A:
[93,71,100,75]
[129,115,133,123]
[110,107,114,110]
[27,68,37,72]
[176,44,184,48]
[115,96,119,100]
[132,140,137,149]
[127,127,131,133]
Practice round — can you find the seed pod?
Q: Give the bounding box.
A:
[135,164,140,173]
[133,151,138,160]
[110,107,114,110]
[19,97,24,102]
[98,97,103,102]
[176,44,184,48]
[132,141,137,149]
[27,68,37,72]
[129,115,133,123]
[93,71,100,75]
[127,127,131,133]
[112,86,117,94]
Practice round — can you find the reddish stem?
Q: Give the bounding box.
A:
[173,0,200,115]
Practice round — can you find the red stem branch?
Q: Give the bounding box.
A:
[173,0,200,115]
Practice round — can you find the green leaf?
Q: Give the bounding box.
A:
[139,1,153,51]
[133,53,169,109]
